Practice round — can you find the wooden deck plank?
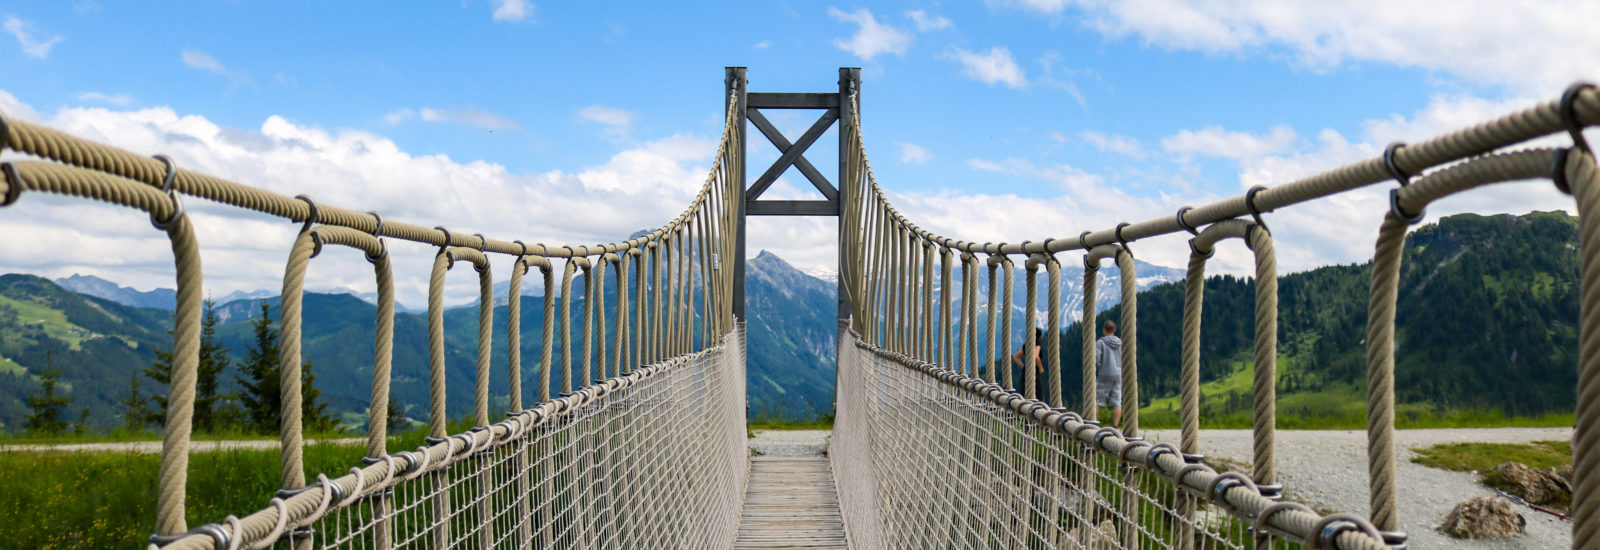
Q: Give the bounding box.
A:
[734,457,848,549]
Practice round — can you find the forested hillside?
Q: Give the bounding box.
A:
[1056,211,1579,422]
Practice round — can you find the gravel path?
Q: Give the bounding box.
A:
[748,429,830,457]
[1142,428,1573,549]
[0,438,364,454]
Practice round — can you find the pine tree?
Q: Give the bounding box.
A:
[73,407,90,435]
[145,299,233,432]
[24,354,71,434]
[301,360,337,433]
[386,398,408,434]
[194,299,230,432]
[119,373,149,431]
[237,303,282,433]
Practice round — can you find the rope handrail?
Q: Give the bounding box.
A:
[833,82,1600,550]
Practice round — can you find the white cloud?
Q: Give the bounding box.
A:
[0,91,725,305]
[898,142,931,165]
[382,108,414,125]
[418,106,520,130]
[1079,131,1146,159]
[828,7,911,61]
[4,16,63,59]
[949,46,1028,89]
[577,105,634,128]
[490,0,532,22]
[753,40,772,49]
[181,49,226,73]
[1017,0,1600,95]
[906,10,953,32]
[75,92,132,106]
[1161,125,1296,161]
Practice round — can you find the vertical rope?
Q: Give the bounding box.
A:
[1081,258,1099,420]
[614,254,629,377]
[1248,226,1279,490]
[1364,215,1407,533]
[1045,254,1062,408]
[1180,251,1205,457]
[1023,255,1040,399]
[960,253,978,377]
[1115,249,1139,437]
[277,231,316,517]
[474,258,493,428]
[155,214,201,536]
[582,256,597,387]
[984,257,999,383]
[1567,149,1600,550]
[1000,256,1014,391]
[940,247,954,368]
[539,259,555,402]
[559,257,580,394]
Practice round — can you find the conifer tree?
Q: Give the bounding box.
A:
[236,303,282,433]
[24,353,71,434]
[119,373,149,431]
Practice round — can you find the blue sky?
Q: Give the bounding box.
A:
[1,1,1597,305]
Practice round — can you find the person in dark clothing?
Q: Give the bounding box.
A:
[1011,328,1048,400]
[1096,320,1123,426]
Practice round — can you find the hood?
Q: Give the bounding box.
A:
[1100,335,1122,349]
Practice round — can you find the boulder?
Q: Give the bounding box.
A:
[1490,462,1569,505]
[1441,496,1525,539]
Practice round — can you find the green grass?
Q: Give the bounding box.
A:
[0,427,354,446]
[1413,440,1571,473]
[1412,440,1573,509]
[0,294,96,351]
[1139,362,1575,430]
[748,414,834,431]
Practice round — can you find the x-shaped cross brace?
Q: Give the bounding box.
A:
[744,107,840,202]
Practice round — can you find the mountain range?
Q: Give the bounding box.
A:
[0,211,1575,430]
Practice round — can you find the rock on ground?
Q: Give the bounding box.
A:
[1491,462,1570,505]
[1442,496,1526,539]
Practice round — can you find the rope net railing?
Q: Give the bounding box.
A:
[0,91,749,549]
[830,83,1600,549]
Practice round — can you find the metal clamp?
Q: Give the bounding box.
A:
[435,226,456,254]
[1552,147,1575,195]
[150,154,186,231]
[1175,206,1200,235]
[364,211,387,264]
[148,523,231,549]
[1389,187,1425,225]
[1252,501,1314,539]
[1077,231,1091,251]
[1205,471,1258,511]
[1245,185,1272,233]
[1382,142,1412,187]
[1560,82,1595,154]
[1189,238,1214,260]
[1114,222,1133,256]
[1,162,24,207]
[295,194,319,235]
[1306,513,1386,550]
[1145,443,1179,469]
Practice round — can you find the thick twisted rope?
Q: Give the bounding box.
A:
[961,252,978,376]
[1022,254,1041,399]
[984,256,1000,382]
[1045,253,1062,408]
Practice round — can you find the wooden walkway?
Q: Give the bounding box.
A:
[734,457,848,549]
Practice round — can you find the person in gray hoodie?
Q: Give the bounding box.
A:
[1096,320,1123,426]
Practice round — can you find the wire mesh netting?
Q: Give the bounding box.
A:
[203,328,748,550]
[832,330,1388,550]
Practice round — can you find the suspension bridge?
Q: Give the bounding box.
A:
[2,67,1599,549]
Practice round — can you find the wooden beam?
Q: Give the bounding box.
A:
[747,200,839,217]
[747,92,839,109]
[746,109,837,201]
[746,108,839,201]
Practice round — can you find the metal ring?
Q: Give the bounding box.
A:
[1092,427,1120,451]
[1252,501,1315,535]
[1189,238,1214,260]
[1175,206,1199,235]
[366,211,385,237]
[472,233,487,252]
[1382,142,1412,187]
[1561,82,1595,154]
[1145,443,1179,468]
[434,226,453,254]
[1114,222,1133,255]
[1118,439,1151,463]
[1552,147,1574,195]
[1389,188,1425,225]
[1307,513,1386,550]
[294,194,319,235]
[1245,185,1272,233]
[150,155,185,230]
[514,239,529,258]
[1205,471,1258,505]
[148,523,231,549]
[309,230,325,259]
[1,163,23,207]
[1077,231,1091,250]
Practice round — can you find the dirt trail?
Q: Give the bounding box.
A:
[0,438,364,454]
